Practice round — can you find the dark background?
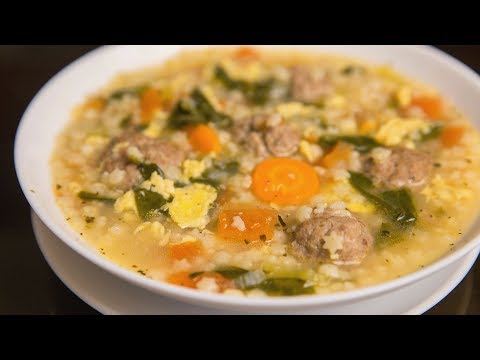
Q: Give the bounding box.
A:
[1,45,479,315]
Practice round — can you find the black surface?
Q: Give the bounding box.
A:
[1,45,479,315]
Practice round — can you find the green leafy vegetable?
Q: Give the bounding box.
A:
[109,86,146,101]
[78,191,116,205]
[419,124,443,142]
[234,270,266,289]
[258,278,315,296]
[137,163,164,181]
[120,115,132,128]
[381,189,417,224]
[349,172,417,226]
[214,66,275,105]
[167,88,232,129]
[318,135,381,153]
[126,152,164,181]
[191,160,240,189]
[133,188,170,220]
[215,266,249,279]
[349,172,417,248]
[376,222,405,249]
[188,271,205,279]
[188,266,248,280]
[190,178,221,188]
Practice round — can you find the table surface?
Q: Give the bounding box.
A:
[1,45,479,315]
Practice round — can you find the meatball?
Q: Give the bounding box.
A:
[265,124,300,157]
[245,132,269,157]
[291,211,374,265]
[290,66,331,103]
[232,115,300,157]
[100,131,185,190]
[363,147,433,189]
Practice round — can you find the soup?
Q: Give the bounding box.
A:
[51,47,480,297]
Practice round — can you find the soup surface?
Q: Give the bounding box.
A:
[51,47,480,296]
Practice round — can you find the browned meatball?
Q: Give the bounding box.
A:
[363,147,433,189]
[231,114,270,142]
[290,66,331,103]
[232,115,300,157]
[265,124,300,157]
[291,211,374,265]
[245,132,269,157]
[100,131,185,190]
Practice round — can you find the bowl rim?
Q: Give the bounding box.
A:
[14,45,480,309]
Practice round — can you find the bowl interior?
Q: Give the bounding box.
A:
[14,45,480,310]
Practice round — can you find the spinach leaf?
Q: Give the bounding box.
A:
[190,178,221,188]
[202,160,239,179]
[188,271,205,280]
[319,135,381,153]
[376,222,405,249]
[188,266,248,280]
[258,278,315,296]
[133,188,169,220]
[78,191,116,205]
[120,115,132,128]
[349,172,417,248]
[349,172,417,226]
[381,189,417,224]
[109,86,146,101]
[167,88,232,129]
[419,124,443,142]
[214,66,275,105]
[215,266,249,279]
[137,163,164,181]
[125,151,164,181]
[191,160,240,189]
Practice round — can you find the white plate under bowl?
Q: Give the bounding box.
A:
[32,211,479,315]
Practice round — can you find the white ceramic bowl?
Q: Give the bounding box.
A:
[14,45,480,313]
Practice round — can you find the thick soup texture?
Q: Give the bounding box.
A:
[51,47,480,296]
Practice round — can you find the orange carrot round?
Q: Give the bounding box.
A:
[233,47,260,61]
[251,158,320,205]
[410,95,444,119]
[217,207,278,242]
[140,87,162,123]
[187,124,221,154]
[441,126,465,147]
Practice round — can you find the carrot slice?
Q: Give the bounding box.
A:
[166,272,196,288]
[169,241,203,261]
[251,158,320,205]
[187,124,221,154]
[140,87,162,123]
[320,142,353,169]
[233,47,260,61]
[441,126,465,147]
[410,95,444,119]
[217,207,278,242]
